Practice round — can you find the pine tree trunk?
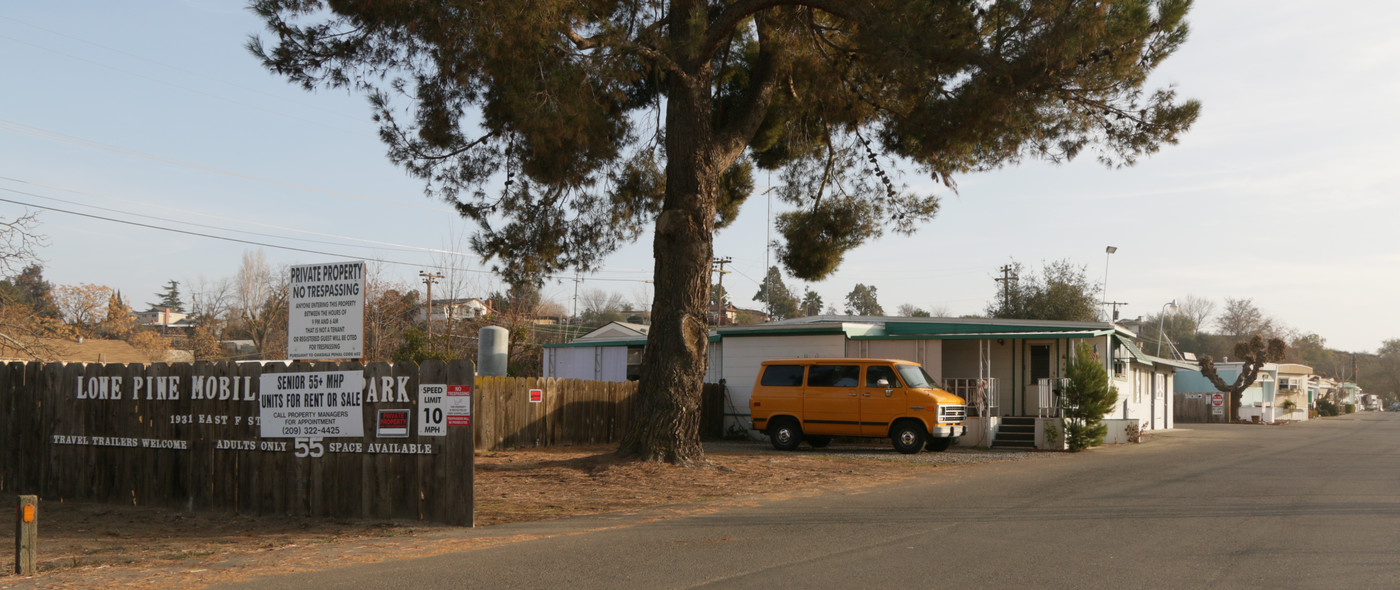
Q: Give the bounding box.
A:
[617,61,719,464]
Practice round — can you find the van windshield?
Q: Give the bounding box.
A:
[896,364,936,389]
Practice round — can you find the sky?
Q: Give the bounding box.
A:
[2,2,1398,353]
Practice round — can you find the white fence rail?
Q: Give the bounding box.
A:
[1038,378,1072,418]
[944,378,999,417]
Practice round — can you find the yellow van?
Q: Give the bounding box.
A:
[749,358,966,454]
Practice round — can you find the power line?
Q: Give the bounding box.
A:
[0,184,442,256]
[0,194,652,285]
[0,177,474,257]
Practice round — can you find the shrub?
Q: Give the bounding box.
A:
[1062,342,1118,451]
[1316,398,1339,417]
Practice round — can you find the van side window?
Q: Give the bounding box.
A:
[808,365,860,387]
[866,365,901,388]
[760,365,805,387]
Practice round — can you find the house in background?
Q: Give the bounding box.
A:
[1274,363,1312,419]
[545,316,1189,447]
[1175,362,1313,423]
[420,298,493,323]
[540,321,706,383]
[135,308,190,330]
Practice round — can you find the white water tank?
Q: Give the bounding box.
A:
[477,326,509,376]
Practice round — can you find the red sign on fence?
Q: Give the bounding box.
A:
[377,409,410,438]
[1211,393,1225,407]
[529,389,543,403]
[446,385,472,426]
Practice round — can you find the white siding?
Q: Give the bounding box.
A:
[721,334,846,432]
[847,339,944,381]
[704,341,723,383]
[543,346,629,381]
[597,347,628,382]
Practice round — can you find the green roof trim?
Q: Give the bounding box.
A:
[882,321,1109,336]
[850,330,1112,341]
[716,324,872,338]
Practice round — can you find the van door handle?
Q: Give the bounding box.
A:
[848,393,858,397]
[862,393,871,397]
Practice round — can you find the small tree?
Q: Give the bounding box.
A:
[844,284,883,316]
[753,266,799,321]
[1198,335,1287,422]
[987,259,1100,321]
[1063,342,1119,451]
[148,280,185,312]
[99,292,135,339]
[799,289,824,317]
[393,327,449,364]
[897,304,930,317]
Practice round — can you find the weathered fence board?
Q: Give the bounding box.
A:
[471,378,727,451]
[0,360,475,525]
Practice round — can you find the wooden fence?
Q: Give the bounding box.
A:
[1174,392,1227,423]
[0,360,475,525]
[473,378,728,451]
[0,360,731,522]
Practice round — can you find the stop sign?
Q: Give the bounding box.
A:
[1211,393,1225,407]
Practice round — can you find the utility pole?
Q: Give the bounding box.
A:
[1102,301,1129,322]
[571,273,583,337]
[419,271,443,351]
[994,264,1017,314]
[712,257,732,326]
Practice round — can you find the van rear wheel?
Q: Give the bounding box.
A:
[769,419,803,451]
[890,422,927,454]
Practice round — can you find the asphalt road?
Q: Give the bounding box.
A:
[225,414,1400,589]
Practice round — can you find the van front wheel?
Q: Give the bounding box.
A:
[925,437,953,452]
[890,422,927,454]
[769,419,803,451]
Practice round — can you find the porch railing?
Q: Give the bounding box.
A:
[944,377,999,418]
[1038,378,1072,418]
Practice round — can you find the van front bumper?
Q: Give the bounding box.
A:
[930,425,965,438]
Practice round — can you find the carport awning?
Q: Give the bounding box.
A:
[1115,335,1198,369]
[850,330,1114,341]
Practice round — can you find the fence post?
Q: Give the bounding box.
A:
[15,495,37,576]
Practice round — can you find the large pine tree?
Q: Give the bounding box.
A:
[251,0,1200,463]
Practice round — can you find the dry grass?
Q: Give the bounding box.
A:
[1,444,938,588]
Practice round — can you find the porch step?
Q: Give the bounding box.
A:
[993,416,1037,449]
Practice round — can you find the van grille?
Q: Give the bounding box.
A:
[938,404,967,423]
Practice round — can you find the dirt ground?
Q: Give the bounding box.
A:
[1,443,953,589]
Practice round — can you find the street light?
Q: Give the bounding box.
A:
[1102,246,1117,320]
[1157,299,1178,357]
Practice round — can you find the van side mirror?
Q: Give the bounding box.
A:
[877,378,893,397]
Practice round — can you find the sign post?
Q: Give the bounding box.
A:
[15,495,37,576]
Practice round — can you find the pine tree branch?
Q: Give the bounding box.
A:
[700,0,868,63]
[714,12,785,166]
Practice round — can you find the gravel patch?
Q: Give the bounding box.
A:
[704,440,1056,465]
